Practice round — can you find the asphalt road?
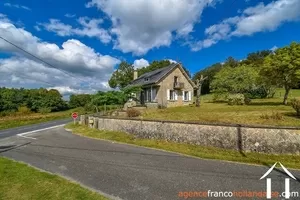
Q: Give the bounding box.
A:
[0,118,71,139]
[0,126,300,200]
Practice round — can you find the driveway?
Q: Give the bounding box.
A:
[0,126,299,200]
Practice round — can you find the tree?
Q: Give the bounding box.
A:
[261,42,300,105]
[193,63,223,94]
[211,65,259,94]
[108,61,134,89]
[69,94,91,108]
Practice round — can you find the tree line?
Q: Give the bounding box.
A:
[0,87,68,114]
[193,42,300,105]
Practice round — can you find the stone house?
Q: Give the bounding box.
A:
[128,63,196,108]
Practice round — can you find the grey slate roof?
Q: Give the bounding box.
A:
[129,63,178,86]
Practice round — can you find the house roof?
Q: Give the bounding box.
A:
[129,63,178,86]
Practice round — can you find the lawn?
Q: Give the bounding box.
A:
[0,107,86,130]
[66,123,300,169]
[0,157,107,200]
[142,89,300,127]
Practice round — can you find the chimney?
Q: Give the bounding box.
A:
[133,70,138,80]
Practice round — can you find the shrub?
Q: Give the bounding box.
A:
[126,108,141,118]
[38,107,51,114]
[260,111,283,120]
[212,93,228,102]
[17,106,32,115]
[291,98,300,117]
[227,94,245,105]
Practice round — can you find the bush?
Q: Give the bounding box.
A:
[260,111,283,120]
[212,93,228,102]
[227,94,245,105]
[291,98,300,117]
[38,107,51,114]
[126,108,141,118]
[17,106,32,115]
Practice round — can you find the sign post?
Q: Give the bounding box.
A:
[72,112,78,124]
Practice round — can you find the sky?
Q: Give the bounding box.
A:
[0,0,300,96]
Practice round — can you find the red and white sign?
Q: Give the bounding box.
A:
[72,112,78,119]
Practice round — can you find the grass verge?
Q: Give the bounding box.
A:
[0,157,107,200]
[0,108,86,130]
[65,123,300,170]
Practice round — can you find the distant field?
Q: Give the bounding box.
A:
[143,89,300,127]
[0,108,86,130]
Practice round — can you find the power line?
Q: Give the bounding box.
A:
[0,35,85,81]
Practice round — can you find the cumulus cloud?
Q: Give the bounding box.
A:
[190,0,300,51]
[133,58,149,69]
[86,0,219,55]
[4,3,31,11]
[0,14,120,94]
[37,17,111,43]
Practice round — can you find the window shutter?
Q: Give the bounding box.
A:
[188,91,192,101]
[175,91,178,100]
[167,89,170,100]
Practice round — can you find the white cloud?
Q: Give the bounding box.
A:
[38,17,111,44]
[86,0,219,55]
[4,3,31,11]
[133,58,149,69]
[190,0,300,51]
[65,13,76,18]
[168,59,177,63]
[270,45,278,51]
[0,15,120,94]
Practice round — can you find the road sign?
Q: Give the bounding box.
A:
[72,112,78,119]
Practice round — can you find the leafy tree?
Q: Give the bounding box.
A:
[69,94,91,108]
[108,61,134,89]
[211,65,259,94]
[193,63,223,94]
[261,42,300,104]
[241,50,272,68]
[223,56,239,68]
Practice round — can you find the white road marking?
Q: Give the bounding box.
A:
[17,124,65,137]
[18,135,37,140]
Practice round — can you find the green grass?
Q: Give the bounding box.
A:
[142,89,300,127]
[0,108,86,130]
[0,157,107,200]
[66,123,300,170]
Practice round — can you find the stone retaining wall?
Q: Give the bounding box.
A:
[80,115,300,154]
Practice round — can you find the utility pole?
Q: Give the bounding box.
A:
[195,75,208,107]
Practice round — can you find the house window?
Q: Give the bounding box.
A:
[144,78,149,82]
[169,90,175,100]
[184,91,189,101]
[174,76,178,83]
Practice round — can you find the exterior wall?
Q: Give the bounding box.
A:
[83,116,300,155]
[157,67,194,107]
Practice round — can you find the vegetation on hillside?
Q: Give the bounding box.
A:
[194,42,300,105]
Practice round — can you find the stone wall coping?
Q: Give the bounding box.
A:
[87,115,300,130]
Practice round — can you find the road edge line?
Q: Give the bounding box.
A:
[17,124,66,137]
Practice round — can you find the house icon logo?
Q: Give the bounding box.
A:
[260,162,296,199]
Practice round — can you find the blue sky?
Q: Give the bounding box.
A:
[0,0,300,95]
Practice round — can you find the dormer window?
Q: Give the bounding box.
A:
[144,78,150,82]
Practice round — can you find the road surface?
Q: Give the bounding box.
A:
[0,118,71,139]
[0,125,299,200]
